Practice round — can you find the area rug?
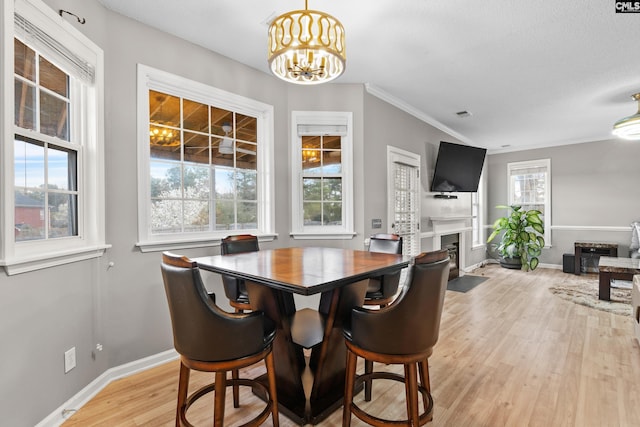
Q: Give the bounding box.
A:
[548,276,632,317]
[447,275,488,293]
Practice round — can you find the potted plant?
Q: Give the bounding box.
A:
[487,205,545,271]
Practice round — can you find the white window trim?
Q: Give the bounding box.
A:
[507,158,552,246]
[135,65,275,252]
[471,170,486,249]
[290,111,354,240]
[1,0,107,275]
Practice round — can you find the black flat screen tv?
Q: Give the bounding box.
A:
[430,141,487,198]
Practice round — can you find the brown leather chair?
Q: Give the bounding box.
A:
[160,252,279,427]
[342,249,450,427]
[365,233,403,307]
[220,234,259,313]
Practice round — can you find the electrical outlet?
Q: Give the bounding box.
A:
[64,347,76,373]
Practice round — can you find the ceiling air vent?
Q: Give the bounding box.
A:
[455,110,472,118]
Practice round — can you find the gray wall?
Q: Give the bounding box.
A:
[486,139,640,266]
[1,1,468,426]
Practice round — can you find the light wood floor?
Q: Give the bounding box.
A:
[63,265,640,426]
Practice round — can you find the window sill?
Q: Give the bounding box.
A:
[1,244,111,275]
[136,234,278,253]
[290,232,356,240]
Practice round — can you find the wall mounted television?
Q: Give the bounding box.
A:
[430,141,487,199]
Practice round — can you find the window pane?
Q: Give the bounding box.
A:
[150,162,181,197]
[324,202,342,225]
[14,137,44,189]
[184,132,209,164]
[236,114,257,143]
[236,169,257,200]
[14,79,35,130]
[214,200,234,230]
[323,178,342,201]
[302,149,320,168]
[39,56,68,97]
[49,194,77,237]
[215,168,234,199]
[323,135,341,150]
[302,136,321,149]
[40,89,69,140]
[183,99,208,133]
[150,91,180,127]
[151,199,182,234]
[213,135,234,167]
[321,151,341,173]
[303,202,322,225]
[149,125,180,160]
[211,108,233,136]
[14,39,35,81]
[184,200,209,232]
[183,165,210,199]
[303,178,322,201]
[237,202,257,229]
[15,189,45,241]
[48,145,77,190]
[237,142,257,171]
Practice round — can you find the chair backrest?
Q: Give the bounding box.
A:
[351,249,450,355]
[221,234,259,255]
[369,233,403,255]
[160,252,265,361]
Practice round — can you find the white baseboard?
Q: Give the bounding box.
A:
[36,349,179,427]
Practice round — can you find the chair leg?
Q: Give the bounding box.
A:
[419,358,431,393]
[231,369,240,408]
[343,348,358,427]
[364,359,373,401]
[404,363,419,426]
[265,350,280,427]
[176,362,190,427]
[213,371,226,427]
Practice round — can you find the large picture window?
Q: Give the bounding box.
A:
[137,66,274,250]
[1,0,105,274]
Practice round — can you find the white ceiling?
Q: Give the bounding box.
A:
[97,0,640,152]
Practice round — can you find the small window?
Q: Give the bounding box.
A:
[291,111,354,239]
[507,159,551,245]
[2,0,105,275]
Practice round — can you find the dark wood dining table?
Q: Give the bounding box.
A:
[193,246,409,425]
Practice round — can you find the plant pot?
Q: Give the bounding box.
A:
[499,256,522,270]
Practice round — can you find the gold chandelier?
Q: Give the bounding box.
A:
[268,0,346,85]
[612,93,640,140]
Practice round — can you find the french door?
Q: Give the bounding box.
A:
[386,146,421,257]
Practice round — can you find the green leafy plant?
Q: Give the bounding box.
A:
[487,205,545,271]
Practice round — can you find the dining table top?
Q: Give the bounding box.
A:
[193,246,410,295]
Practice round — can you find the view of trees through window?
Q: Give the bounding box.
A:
[301,135,342,226]
[148,90,258,234]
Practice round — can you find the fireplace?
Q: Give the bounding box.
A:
[424,216,471,279]
[441,234,459,281]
